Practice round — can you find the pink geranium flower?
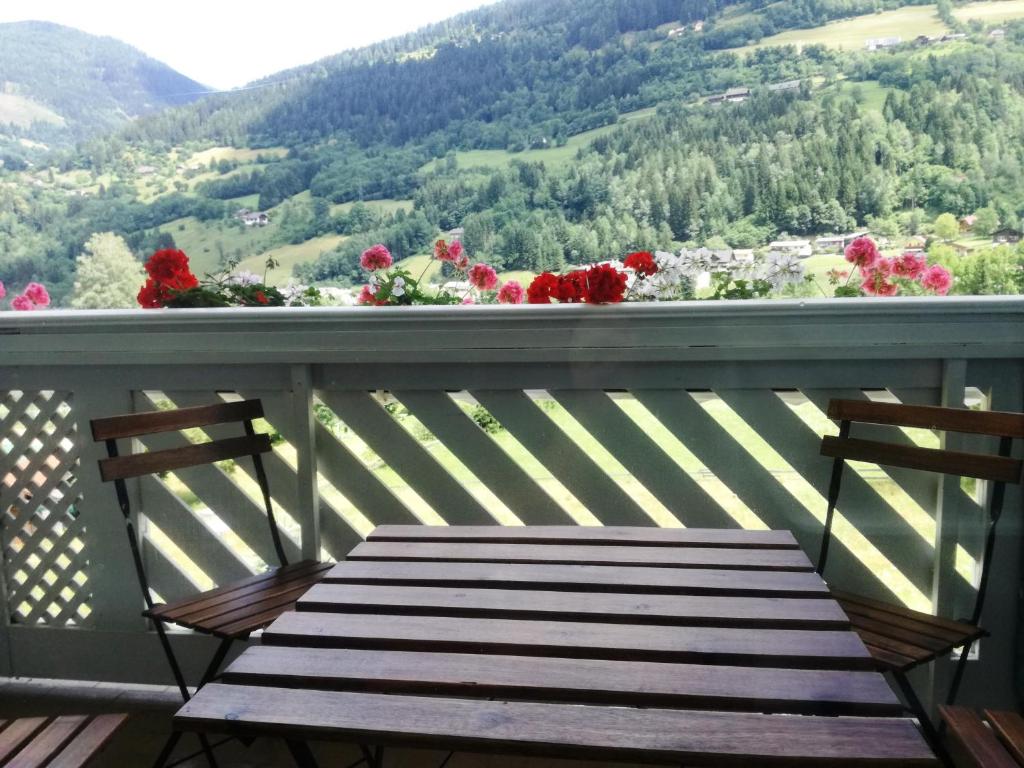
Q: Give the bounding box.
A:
[448,241,463,262]
[360,244,393,271]
[860,273,898,297]
[23,282,50,307]
[11,294,36,311]
[921,265,953,295]
[0,281,5,300]
[468,263,499,291]
[461,295,475,305]
[845,237,880,269]
[454,254,470,271]
[434,239,453,262]
[892,252,927,280]
[497,280,525,304]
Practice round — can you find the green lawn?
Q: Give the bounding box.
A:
[419,108,657,173]
[158,216,280,277]
[330,198,414,217]
[732,5,949,52]
[185,146,289,166]
[236,234,350,284]
[730,1,1024,53]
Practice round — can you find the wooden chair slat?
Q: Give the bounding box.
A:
[940,706,1021,768]
[5,715,88,768]
[298,584,850,630]
[90,400,264,440]
[346,541,814,571]
[98,434,272,482]
[45,714,129,768]
[828,399,1024,438]
[821,435,1022,483]
[224,646,902,716]
[324,560,831,598]
[832,589,985,636]
[985,710,1024,767]
[177,684,937,766]
[843,612,962,655]
[853,629,935,665]
[263,611,875,670]
[367,525,800,549]
[0,718,49,763]
[863,643,918,672]
[148,561,330,621]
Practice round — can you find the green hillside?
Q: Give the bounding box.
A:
[0,21,207,146]
[3,0,1024,304]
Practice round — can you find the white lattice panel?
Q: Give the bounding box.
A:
[1,391,91,626]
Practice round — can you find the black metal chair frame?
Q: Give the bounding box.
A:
[92,399,291,768]
[816,399,1021,762]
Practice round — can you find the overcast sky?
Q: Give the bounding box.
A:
[0,0,499,90]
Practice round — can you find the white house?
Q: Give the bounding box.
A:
[768,239,813,258]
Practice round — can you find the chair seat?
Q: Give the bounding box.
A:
[0,714,128,768]
[832,589,987,672]
[941,706,1024,768]
[145,560,334,638]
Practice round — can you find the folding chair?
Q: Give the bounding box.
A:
[91,399,332,766]
[816,398,1023,753]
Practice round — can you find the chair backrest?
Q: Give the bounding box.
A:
[90,399,288,611]
[818,399,1023,623]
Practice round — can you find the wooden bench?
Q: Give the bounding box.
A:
[0,714,127,767]
[941,706,1024,768]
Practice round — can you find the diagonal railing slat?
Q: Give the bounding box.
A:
[472,390,654,526]
[719,390,934,595]
[319,390,496,525]
[394,391,567,525]
[553,390,736,529]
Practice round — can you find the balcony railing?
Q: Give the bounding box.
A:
[1,297,1022,709]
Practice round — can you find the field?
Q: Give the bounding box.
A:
[158,216,280,277]
[729,1,1024,53]
[823,79,894,112]
[420,108,657,173]
[731,5,948,52]
[0,94,64,128]
[330,198,414,217]
[185,146,289,166]
[235,234,349,283]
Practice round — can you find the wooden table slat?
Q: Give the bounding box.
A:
[263,611,875,670]
[324,561,831,597]
[367,525,800,549]
[223,646,902,716]
[298,584,850,630]
[347,541,814,571]
[178,684,937,766]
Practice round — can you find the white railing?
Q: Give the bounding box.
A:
[1,297,1022,709]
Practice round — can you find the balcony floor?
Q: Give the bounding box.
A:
[0,677,646,767]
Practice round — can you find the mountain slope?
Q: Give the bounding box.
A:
[0,21,208,143]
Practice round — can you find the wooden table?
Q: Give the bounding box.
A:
[175,525,938,766]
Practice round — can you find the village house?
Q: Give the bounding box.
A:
[814,231,869,253]
[708,87,750,105]
[235,209,270,227]
[768,239,813,258]
[992,227,1023,244]
[959,215,977,232]
[866,37,901,51]
[768,80,801,93]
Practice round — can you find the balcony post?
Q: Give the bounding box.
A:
[290,364,320,560]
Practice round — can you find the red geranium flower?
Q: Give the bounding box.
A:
[624,251,658,277]
[255,291,269,305]
[145,249,197,287]
[584,263,628,303]
[526,272,560,304]
[557,271,588,303]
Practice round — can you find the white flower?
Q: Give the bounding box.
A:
[227,270,262,286]
[392,276,406,297]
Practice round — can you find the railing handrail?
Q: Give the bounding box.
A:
[2,297,1023,365]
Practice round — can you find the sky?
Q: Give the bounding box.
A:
[0,0,499,90]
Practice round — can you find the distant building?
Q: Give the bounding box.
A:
[915,34,936,45]
[693,20,704,32]
[959,215,977,232]
[941,33,967,42]
[992,228,1023,244]
[136,165,157,176]
[724,87,750,103]
[768,80,801,93]
[447,227,465,240]
[768,239,813,258]
[667,26,687,37]
[732,249,755,262]
[866,37,902,51]
[240,212,270,227]
[815,232,869,252]
[990,28,1006,39]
